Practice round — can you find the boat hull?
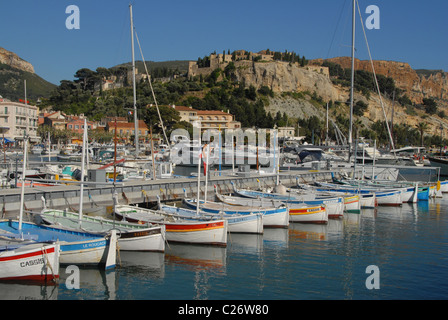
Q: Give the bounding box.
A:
[0,220,116,269]
[115,206,228,246]
[0,242,60,284]
[214,193,289,228]
[288,204,328,224]
[116,228,165,252]
[163,220,228,246]
[375,190,403,206]
[163,202,263,234]
[37,209,165,252]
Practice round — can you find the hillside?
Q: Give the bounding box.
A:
[0,47,56,102]
[2,46,448,147]
[311,57,448,105]
[113,60,190,77]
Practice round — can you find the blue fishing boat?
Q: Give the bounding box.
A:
[159,202,263,234]
[0,220,117,269]
[417,186,430,201]
[231,182,345,218]
[184,187,289,228]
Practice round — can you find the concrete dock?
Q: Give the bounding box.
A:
[0,169,335,219]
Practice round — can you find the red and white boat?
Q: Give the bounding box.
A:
[114,205,228,247]
[288,204,328,224]
[0,241,60,284]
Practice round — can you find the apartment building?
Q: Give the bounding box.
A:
[171,105,241,130]
[0,100,40,143]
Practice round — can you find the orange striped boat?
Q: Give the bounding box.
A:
[114,205,228,247]
[288,204,328,224]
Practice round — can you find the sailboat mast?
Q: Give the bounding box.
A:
[348,0,356,160]
[130,4,139,156]
[78,119,87,227]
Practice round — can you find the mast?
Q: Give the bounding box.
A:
[78,119,87,227]
[348,0,356,161]
[195,121,201,216]
[18,135,28,234]
[130,4,139,156]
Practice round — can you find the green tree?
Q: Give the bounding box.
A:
[416,122,429,147]
[423,98,438,114]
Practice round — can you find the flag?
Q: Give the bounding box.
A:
[201,144,208,176]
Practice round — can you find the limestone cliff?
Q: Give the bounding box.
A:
[0,47,35,73]
[233,60,344,103]
[311,57,448,104]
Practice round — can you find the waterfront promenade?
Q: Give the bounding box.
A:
[0,169,334,219]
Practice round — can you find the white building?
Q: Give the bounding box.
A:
[0,100,40,143]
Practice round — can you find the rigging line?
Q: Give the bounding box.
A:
[326,0,349,59]
[133,28,170,150]
[356,1,396,156]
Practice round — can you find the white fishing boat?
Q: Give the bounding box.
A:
[34,208,165,252]
[0,240,60,284]
[191,187,289,228]
[214,190,328,224]
[114,204,228,247]
[31,144,43,155]
[0,132,117,269]
[231,182,344,219]
[313,181,407,206]
[160,201,263,234]
[0,220,117,268]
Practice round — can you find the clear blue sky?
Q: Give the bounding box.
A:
[1,0,447,85]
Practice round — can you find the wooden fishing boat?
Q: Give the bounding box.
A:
[35,209,165,252]
[231,183,344,219]
[186,190,289,228]
[214,190,325,224]
[0,241,60,284]
[0,220,117,269]
[340,194,361,213]
[417,186,430,201]
[160,202,263,234]
[288,204,328,224]
[114,205,228,247]
[311,182,404,206]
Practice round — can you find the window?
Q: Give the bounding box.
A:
[75,125,79,129]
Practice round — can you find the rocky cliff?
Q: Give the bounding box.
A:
[0,47,35,73]
[311,57,448,105]
[224,57,448,136]
[233,60,344,103]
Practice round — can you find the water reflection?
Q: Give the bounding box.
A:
[165,243,227,300]
[289,222,328,241]
[228,234,263,255]
[58,267,117,300]
[263,228,289,248]
[165,243,226,272]
[119,251,165,278]
[0,283,58,300]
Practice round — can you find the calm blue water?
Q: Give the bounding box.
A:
[2,196,448,301]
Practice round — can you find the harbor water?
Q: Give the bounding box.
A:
[1,194,448,301]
